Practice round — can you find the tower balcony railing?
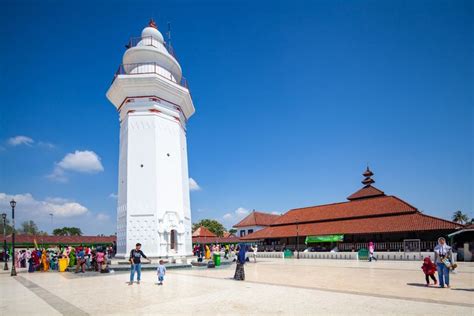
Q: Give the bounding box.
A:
[113,62,189,90]
[126,36,178,60]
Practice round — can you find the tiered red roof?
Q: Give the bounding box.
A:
[233,210,280,228]
[271,196,416,225]
[242,168,462,240]
[347,185,385,200]
[242,212,461,240]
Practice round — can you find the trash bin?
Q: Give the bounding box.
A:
[58,258,68,272]
[284,249,293,258]
[358,248,368,261]
[213,253,221,266]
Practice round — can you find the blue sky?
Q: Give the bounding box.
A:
[0,0,472,235]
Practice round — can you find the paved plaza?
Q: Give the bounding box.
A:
[1,258,473,315]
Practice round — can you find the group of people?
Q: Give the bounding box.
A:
[193,244,233,260]
[370,237,457,288]
[8,245,115,274]
[193,243,258,263]
[421,237,457,288]
[128,243,166,286]
[128,237,457,287]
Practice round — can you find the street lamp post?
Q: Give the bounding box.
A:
[10,199,17,276]
[296,219,300,259]
[2,213,8,270]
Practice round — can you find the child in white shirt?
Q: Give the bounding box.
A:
[157,260,166,285]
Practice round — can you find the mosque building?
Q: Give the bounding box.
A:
[241,168,462,252]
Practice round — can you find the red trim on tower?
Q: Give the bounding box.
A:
[117,95,186,119]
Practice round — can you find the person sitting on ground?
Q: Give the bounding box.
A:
[421,257,437,286]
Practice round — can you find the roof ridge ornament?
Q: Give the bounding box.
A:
[148,18,158,29]
[362,166,375,186]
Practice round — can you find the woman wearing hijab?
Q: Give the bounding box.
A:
[234,243,247,281]
[205,245,211,259]
[434,237,452,288]
[41,249,49,271]
[368,242,377,262]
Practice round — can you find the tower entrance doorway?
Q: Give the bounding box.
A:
[170,229,177,251]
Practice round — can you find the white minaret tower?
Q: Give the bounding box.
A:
[106,20,195,258]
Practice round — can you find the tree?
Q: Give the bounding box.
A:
[192,219,225,237]
[20,220,39,235]
[452,211,469,224]
[53,227,68,236]
[228,228,237,234]
[53,227,83,236]
[0,218,14,235]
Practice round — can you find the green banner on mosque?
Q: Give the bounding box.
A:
[305,234,344,244]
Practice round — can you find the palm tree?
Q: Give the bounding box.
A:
[452,210,469,224]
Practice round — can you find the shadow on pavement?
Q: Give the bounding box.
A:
[406,283,435,288]
[451,288,474,292]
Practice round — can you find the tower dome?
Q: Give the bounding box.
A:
[122,19,182,83]
[141,20,164,43]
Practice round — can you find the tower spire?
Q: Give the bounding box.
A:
[361,166,375,186]
[148,18,157,29]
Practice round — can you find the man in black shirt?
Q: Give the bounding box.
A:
[128,243,150,285]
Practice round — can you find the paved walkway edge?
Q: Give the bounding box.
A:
[15,275,89,316]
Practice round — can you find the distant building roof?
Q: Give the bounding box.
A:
[192,235,240,244]
[191,228,240,244]
[192,226,216,238]
[223,232,234,238]
[233,211,280,228]
[6,235,116,246]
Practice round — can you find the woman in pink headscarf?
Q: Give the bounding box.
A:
[368,242,377,262]
[14,250,20,268]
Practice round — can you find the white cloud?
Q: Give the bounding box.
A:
[45,197,71,204]
[109,193,118,199]
[49,202,88,217]
[58,150,104,173]
[0,192,88,218]
[5,136,55,150]
[235,207,249,216]
[271,211,281,215]
[38,141,55,149]
[47,166,68,183]
[96,213,111,221]
[189,177,201,191]
[8,136,34,146]
[221,207,250,227]
[47,150,104,182]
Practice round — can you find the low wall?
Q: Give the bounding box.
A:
[256,251,457,262]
